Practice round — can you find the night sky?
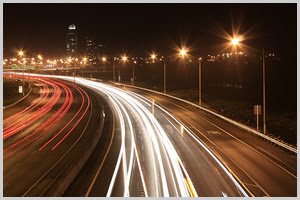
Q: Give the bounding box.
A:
[4,3,296,59]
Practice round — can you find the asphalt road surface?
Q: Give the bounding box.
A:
[4,74,296,197]
[116,83,297,197]
[59,77,248,197]
[3,76,104,197]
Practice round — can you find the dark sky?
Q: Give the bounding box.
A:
[4,3,296,58]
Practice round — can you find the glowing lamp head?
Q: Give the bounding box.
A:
[83,57,87,62]
[231,38,239,46]
[122,56,128,62]
[102,57,107,62]
[18,51,24,57]
[180,49,187,57]
[151,54,156,60]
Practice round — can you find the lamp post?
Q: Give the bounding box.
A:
[164,59,166,93]
[198,57,202,106]
[120,55,128,83]
[101,56,107,79]
[231,37,267,134]
[113,58,115,82]
[82,57,87,78]
[151,53,166,93]
[37,54,43,72]
[262,48,266,135]
[18,50,25,95]
[132,60,135,86]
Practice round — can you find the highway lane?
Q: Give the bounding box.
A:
[5,74,295,197]
[56,77,249,197]
[3,76,104,196]
[118,85,297,197]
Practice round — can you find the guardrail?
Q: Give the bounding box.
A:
[112,82,297,154]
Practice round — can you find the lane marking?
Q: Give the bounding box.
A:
[22,83,94,197]
[165,99,297,179]
[85,106,116,197]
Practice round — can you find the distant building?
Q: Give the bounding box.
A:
[66,24,78,57]
[85,36,97,66]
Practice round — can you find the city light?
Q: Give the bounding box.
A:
[179,48,187,58]
[231,38,240,46]
[18,50,24,57]
[151,53,157,60]
[122,55,128,62]
[83,57,87,63]
[3,4,297,198]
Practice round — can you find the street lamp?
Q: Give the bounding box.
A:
[151,53,167,93]
[262,48,266,135]
[230,37,267,135]
[122,55,128,62]
[18,50,25,95]
[112,57,116,82]
[82,57,87,77]
[132,59,136,86]
[119,55,128,82]
[151,53,157,61]
[83,57,87,64]
[198,57,202,106]
[37,54,43,72]
[179,48,187,58]
[101,57,107,79]
[231,38,240,46]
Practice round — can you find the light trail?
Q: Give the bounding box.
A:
[127,91,249,197]
[3,79,73,155]
[9,74,249,197]
[4,81,49,126]
[4,78,61,139]
[63,77,197,197]
[3,77,90,161]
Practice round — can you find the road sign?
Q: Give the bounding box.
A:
[19,86,23,94]
[254,105,262,115]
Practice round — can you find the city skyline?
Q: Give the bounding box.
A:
[4,4,296,58]
[2,3,297,197]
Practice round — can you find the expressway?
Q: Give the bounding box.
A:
[3,75,104,196]
[113,83,297,197]
[59,77,248,197]
[4,74,296,197]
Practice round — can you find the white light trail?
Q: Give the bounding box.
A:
[129,92,249,197]
[16,74,249,197]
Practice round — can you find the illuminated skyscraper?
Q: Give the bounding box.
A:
[66,24,78,57]
[85,36,97,66]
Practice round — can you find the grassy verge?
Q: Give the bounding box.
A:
[3,77,30,106]
[167,89,296,145]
